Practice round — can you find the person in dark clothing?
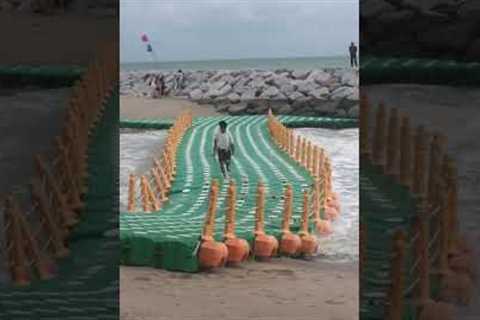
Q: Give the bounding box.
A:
[349,42,358,68]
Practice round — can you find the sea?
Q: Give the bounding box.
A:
[121,55,349,72]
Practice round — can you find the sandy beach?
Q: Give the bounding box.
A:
[121,96,220,119]
[120,95,359,320]
[121,260,358,320]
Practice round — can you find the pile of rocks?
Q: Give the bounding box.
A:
[120,68,359,117]
[361,0,480,60]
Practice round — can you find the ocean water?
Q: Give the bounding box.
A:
[121,56,349,72]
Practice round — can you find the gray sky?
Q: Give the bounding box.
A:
[120,0,359,63]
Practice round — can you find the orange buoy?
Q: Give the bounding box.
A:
[198,180,229,269]
[254,233,279,259]
[316,218,333,235]
[279,185,301,256]
[198,240,229,269]
[225,238,250,264]
[324,205,339,221]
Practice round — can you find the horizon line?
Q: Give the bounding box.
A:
[120,54,347,64]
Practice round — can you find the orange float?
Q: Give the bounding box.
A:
[198,180,229,269]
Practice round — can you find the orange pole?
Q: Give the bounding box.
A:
[202,180,219,241]
[254,181,266,235]
[140,176,152,212]
[224,180,237,240]
[128,174,136,212]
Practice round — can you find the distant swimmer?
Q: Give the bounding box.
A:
[213,121,235,178]
[349,42,358,68]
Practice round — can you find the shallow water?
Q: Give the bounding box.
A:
[297,128,359,263]
[120,127,359,264]
[120,130,167,212]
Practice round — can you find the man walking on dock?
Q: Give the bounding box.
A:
[213,121,234,178]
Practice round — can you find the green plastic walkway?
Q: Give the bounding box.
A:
[0,90,119,319]
[120,115,358,272]
[361,56,480,85]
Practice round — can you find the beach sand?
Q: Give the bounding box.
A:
[119,95,359,320]
[120,260,358,320]
[121,95,220,119]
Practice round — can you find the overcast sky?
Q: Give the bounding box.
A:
[120,0,358,63]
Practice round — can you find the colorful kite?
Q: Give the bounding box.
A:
[140,33,158,61]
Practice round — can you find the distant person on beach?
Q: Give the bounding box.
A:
[349,42,358,68]
[213,121,234,178]
[173,69,184,92]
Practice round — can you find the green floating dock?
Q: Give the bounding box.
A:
[120,115,358,272]
[361,56,480,85]
[0,65,85,88]
[0,90,119,319]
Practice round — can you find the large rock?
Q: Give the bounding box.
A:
[330,86,355,100]
[267,74,291,88]
[349,105,359,117]
[240,88,256,101]
[307,70,331,85]
[340,71,358,87]
[260,86,280,99]
[226,92,240,103]
[280,83,295,96]
[309,87,329,99]
[295,81,318,95]
[287,91,306,101]
[205,83,232,98]
[291,70,310,80]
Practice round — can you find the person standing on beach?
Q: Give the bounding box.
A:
[174,69,185,92]
[213,121,234,178]
[349,42,358,68]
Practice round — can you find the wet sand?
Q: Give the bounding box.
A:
[120,96,359,320]
[121,260,358,320]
